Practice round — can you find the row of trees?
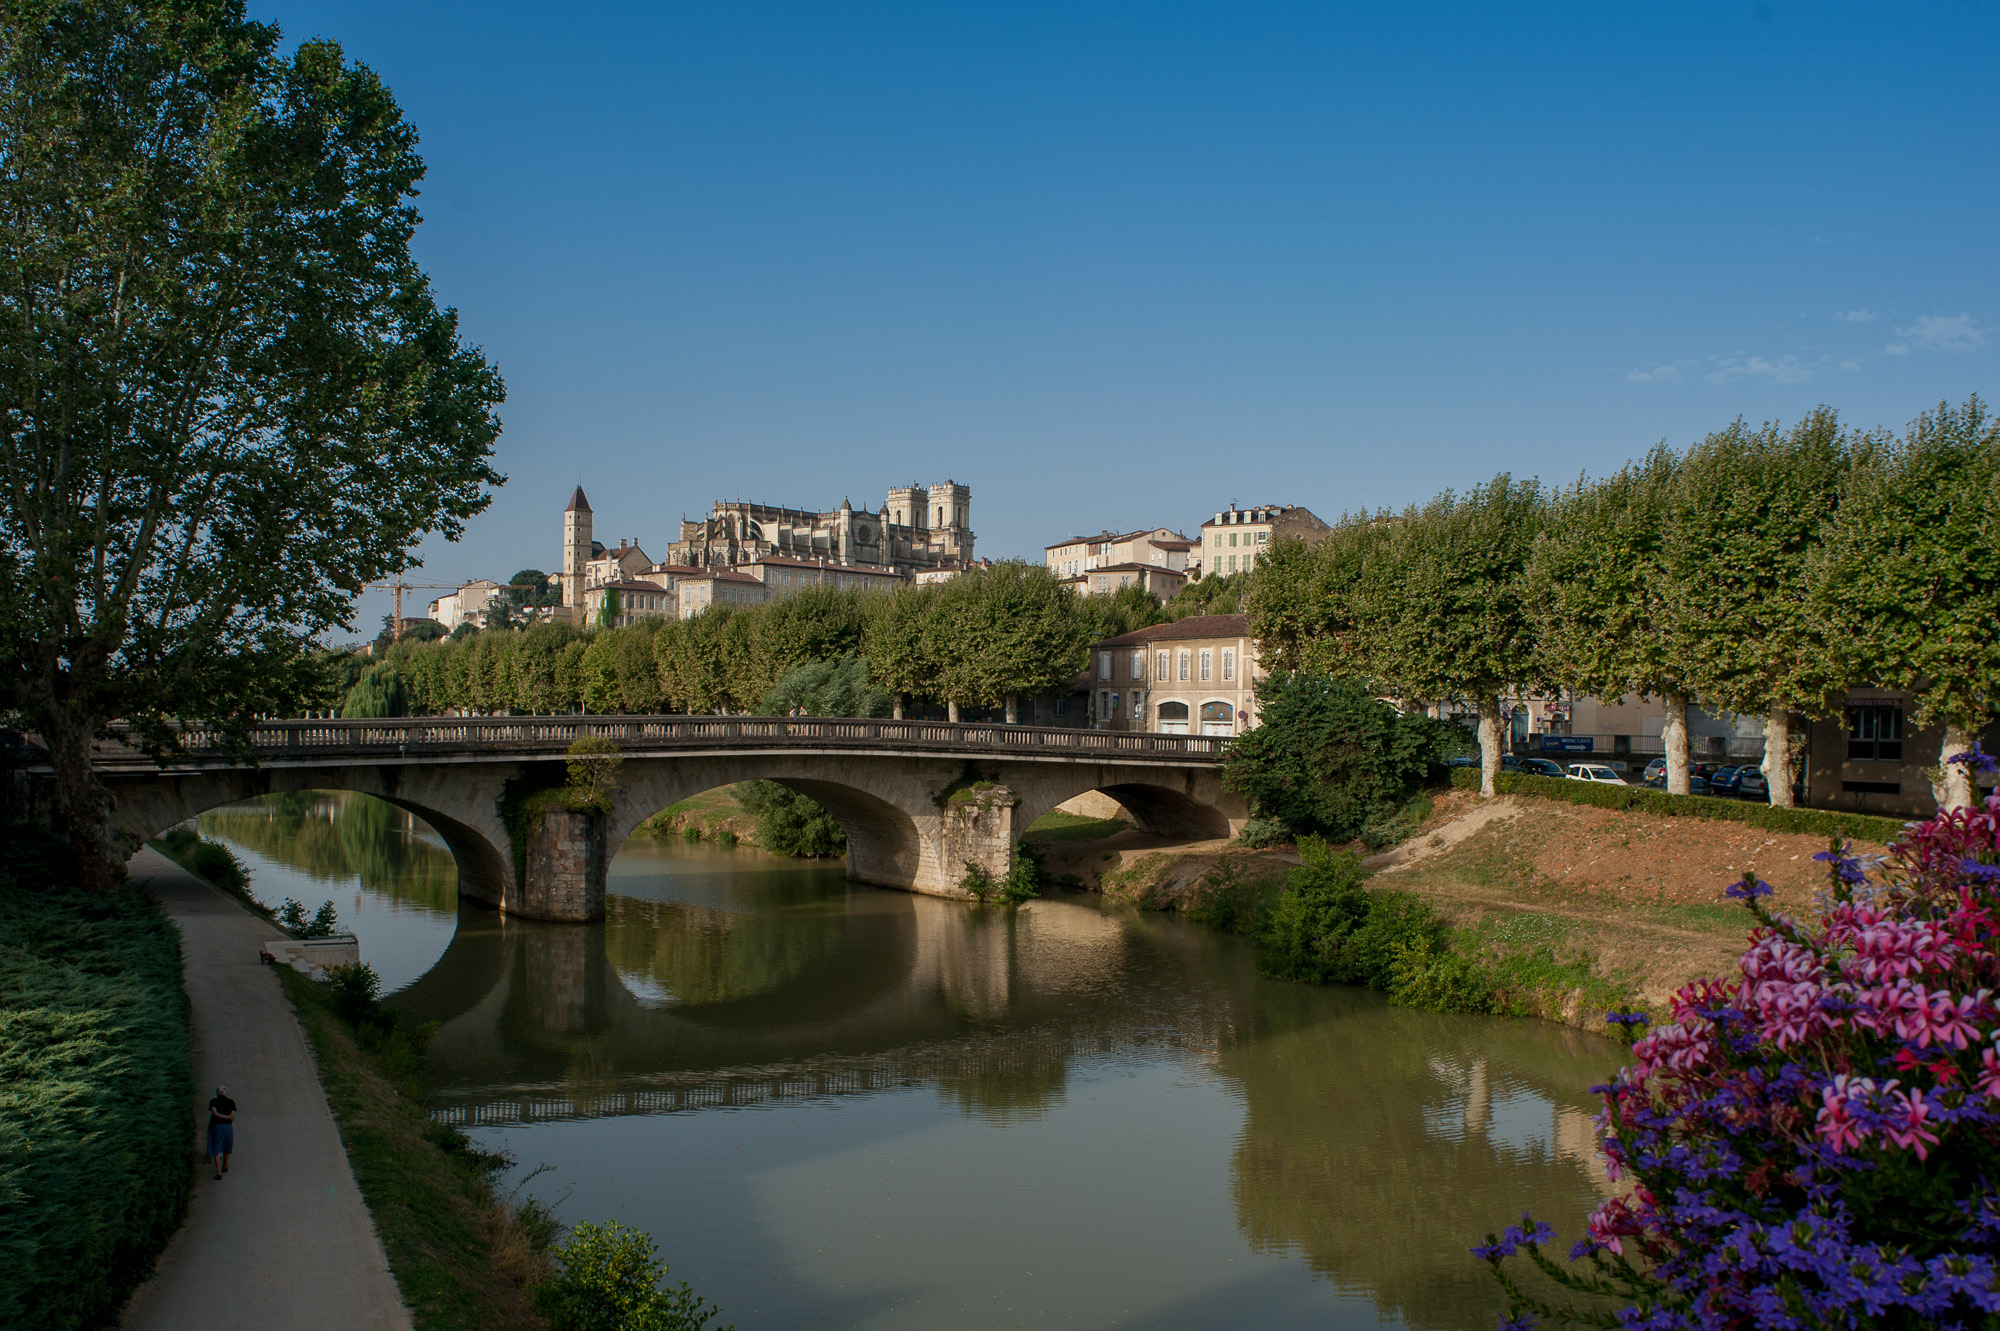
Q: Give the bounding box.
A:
[1250,396,2000,809]
[349,563,1223,721]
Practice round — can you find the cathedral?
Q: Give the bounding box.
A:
[663,483,974,575]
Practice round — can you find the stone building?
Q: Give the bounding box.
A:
[581,579,675,629]
[1086,614,1263,736]
[1045,527,1192,581]
[1062,563,1188,600]
[664,482,974,577]
[1192,504,1328,579]
[427,579,503,632]
[675,569,772,618]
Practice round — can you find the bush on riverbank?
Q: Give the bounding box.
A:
[1169,839,1643,1032]
[734,780,845,857]
[533,1221,726,1331]
[0,847,192,1331]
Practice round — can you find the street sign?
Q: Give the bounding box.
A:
[1540,735,1594,753]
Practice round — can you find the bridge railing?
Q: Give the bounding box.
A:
[22,714,1228,769]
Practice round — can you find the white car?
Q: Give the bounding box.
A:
[1566,763,1627,785]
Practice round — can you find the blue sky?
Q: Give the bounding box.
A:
[271,1,2000,636]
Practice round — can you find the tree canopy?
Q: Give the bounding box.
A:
[0,0,504,884]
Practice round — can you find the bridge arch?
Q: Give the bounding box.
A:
[1009,764,1246,846]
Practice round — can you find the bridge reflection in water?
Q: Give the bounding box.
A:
[202,793,1622,1331]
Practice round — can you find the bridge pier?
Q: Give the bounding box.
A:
[516,807,607,923]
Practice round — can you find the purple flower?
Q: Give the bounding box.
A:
[1946,743,2000,776]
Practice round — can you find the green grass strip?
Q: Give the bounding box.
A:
[275,967,541,1331]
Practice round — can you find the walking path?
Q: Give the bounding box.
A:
[120,847,413,1331]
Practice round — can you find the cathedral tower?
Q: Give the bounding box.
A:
[563,486,593,611]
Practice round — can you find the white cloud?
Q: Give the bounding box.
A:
[1705,355,1813,385]
[1840,360,1861,372]
[1884,343,1912,356]
[1626,359,1696,383]
[1892,313,1988,353]
[1833,309,1876,322]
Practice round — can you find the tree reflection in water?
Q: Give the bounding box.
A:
[199,791,457,911]
[1220,982,1617,1331]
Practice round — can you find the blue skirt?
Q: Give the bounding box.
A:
[206,1122,234,1158]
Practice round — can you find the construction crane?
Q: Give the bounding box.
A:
[361,579,461,642]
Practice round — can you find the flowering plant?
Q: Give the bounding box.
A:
[1478,783,2000,1329]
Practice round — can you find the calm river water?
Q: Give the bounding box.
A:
[201,792,1622,1331]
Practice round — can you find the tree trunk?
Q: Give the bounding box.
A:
[1934,721,1976,812]
[1005,694,1019,724]
[1478,695,1504,798]
[1663,691,1691,796]
[1763,711,1796,808]
[947,700,960,723]
[45,707,116,892]
[892,694,905,721]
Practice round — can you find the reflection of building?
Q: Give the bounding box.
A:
[665,484,974,576]
[1192,504,1327,579]
[1087,613,1262,735]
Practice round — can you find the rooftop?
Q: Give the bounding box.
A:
[1091,613,1250,648]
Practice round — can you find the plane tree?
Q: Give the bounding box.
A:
[1812,396,2000,809]
[1659,410,1851,808]
[1527,450,1704,793]
[0,2,504,886]
[1360,477,1546,797]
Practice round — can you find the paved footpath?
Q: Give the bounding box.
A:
[120,847,413,1331]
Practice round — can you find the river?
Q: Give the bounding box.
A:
[200,791,1622,1331]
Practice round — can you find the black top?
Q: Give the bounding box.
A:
[207,1095,236,1127]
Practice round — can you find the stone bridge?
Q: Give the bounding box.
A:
[39,716,1241,921]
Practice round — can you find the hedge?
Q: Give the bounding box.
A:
[1448,767,1910,844]
[0,872,193,1330]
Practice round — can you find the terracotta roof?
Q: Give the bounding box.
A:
[1091,613,1250,648]
[595,579,667,592]
[684,569,763,584]
[566,486,592,513]
[747,556,902,576]
[1085,562,1187,575]
[1043,527,1187,550]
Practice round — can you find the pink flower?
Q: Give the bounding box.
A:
[1979,1045,2000,1101]
[1816,1075,1876,1154]
[1881,1087,1940,1161]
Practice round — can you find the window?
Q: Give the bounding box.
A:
[1847,706,1904,761]
[1156,650,1169,679]
[1230,532,1239,547]
[1222,649,1235,681]
[1130,650,1145,679]
[1200,649,1212,681]
[1053,698,1067,717]
[1110,692,1121,719]
[1228,554,1238,573]
[1099,691,1110,719]
[1098,652,1111,680]
[1179,651,1190,680]
[1256,532,1268,543]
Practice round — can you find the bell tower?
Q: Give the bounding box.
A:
[563,486,593,613]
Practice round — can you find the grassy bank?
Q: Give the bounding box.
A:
[1134,841,1646,1034]
[0,862,193,1331]
[275,965,550,1331]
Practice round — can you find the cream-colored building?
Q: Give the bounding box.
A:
[1087,613,1262,736]
[1045,527,1192,580]
[740,556,904,596]
[582,578,673,629]
[427,579,503,632]
[1060,563,1188,600]
[676,569,772,618]
[1193,504,1328,579]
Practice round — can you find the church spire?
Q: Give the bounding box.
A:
[566,486,592,513]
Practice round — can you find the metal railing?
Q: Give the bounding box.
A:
[21,715,1227,771]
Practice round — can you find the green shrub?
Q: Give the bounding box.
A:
[1256,838,1454,986]
[680,824,701,843]
[1234,817,1290,849]
[1387,936,1496,1012]
[716,830,738,848]
[758,652,891,718]
[0,864,192,1331]
[734,781,843,857]
[1448,768,1908,842]
[325,961,384,1027]
[341,659,409,717]
[277,896,341,938]
[1222,673,1458,840]
[532,1220,726,1331]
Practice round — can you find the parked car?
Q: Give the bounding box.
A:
[1446,755,1480,768]
[1708,766,1744,795]
[1736,768,1771,801]
[1518,757,1566,778]
[1501,753,1524,771]
[1644,774,1713,796]
[1566,763,1627,785]
[1642,757,1668,783]
[1692,761,1728,780]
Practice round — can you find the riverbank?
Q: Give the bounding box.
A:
[1059,787,1902,1030]
[274,965,551,1330]
[0,848,191,1331]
